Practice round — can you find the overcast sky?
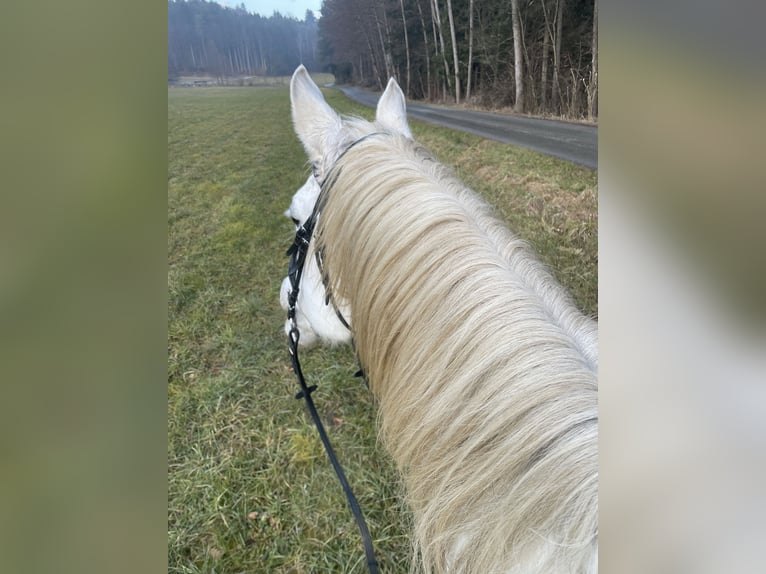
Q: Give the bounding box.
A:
[219,0,323,19]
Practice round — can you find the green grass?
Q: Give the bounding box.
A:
[168,86,596,573]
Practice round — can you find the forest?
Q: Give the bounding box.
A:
[167,1,320,78]
[168,0,597,119]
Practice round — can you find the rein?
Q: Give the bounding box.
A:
[284,132,385,574]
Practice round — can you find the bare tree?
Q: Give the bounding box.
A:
[511,0,524,112]
[373,3,394,79]
[466,0,474,101]
[357,12,384,90]
[415,0,432,100]
[540,0,551,112]
[431,0,452,100]
[310,0,595,115]
[445,0,461,103]
[551,0,565,114]
[399,0,412,96]
[587,0,598,120]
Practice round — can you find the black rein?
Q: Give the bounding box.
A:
[285,136,384,574]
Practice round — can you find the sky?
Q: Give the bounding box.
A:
[219,0,323,19]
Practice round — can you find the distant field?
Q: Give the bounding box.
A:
[168,86,596,573]
[171,72,336,88]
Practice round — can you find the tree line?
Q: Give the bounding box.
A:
[320,0,598,119]
[168,0,319,79]
[168,0,597,119]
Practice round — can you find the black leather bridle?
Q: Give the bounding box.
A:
[284,133,387,574]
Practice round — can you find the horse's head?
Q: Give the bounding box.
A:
[279,65,412,346]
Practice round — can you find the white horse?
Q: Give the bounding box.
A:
[281,65,598,574]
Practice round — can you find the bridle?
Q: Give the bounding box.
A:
[284,132,387,574]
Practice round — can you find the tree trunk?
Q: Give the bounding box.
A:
[416,0,432,100]
[431,0,452,100]
[380,1,395,79]
[399,0,411,96]
[541,7,550,112]
[373,5,393,80]
[588,0,598,120]
[511,0,524,112]
[519,6,535,109]
[445,0,461,103]
[358,12,384,90]
[429,0,441,98]
[552,0,565,114]
[466,0,474,101]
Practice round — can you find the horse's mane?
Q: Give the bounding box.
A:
[315,133,598,573]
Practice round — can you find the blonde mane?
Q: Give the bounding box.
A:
[313,134,598,574]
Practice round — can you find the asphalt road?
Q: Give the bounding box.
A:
[336,85,597,170]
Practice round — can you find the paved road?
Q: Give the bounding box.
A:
[336,85,597,170]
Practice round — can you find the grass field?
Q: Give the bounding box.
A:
[171,73,336,88]
[168,85,597,573]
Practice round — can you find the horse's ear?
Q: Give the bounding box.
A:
[290,65,342,163]
[376,78,412,139]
